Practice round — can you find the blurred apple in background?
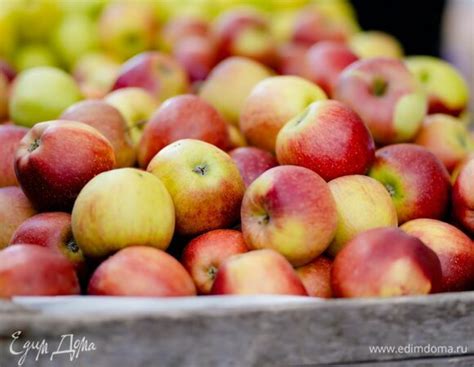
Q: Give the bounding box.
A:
[13,0,62,42]
[401,218,474,292]
[181,229,248,294]
[0,74,10,122]
[414,114,474,172]
[9,67,83,128]
[295,256,332,298]
[0,8,17,60]
[72,168,175,259]
[452,157,474,235]
[211,249,308,296]
[0,60,16,82]
[15,120,115,211]
[276,100,375,181]
[88,246,196,297]
[147,139,245,236]
[332,228,442,298]
[199,56,272,126]
[240,75,326,152]
[335,58,427,144]
[349,31,404,59]
[13,44,59,71]
[241,165,337,266]
[229,146,277,187]
[0,186,36,249]
[327,175,398,256]
[369,144,451,224]
[60,100,136,168]
[276,42,310,77]
[159,16,209,52]
[0,125,28,187]
[138,95,230,168]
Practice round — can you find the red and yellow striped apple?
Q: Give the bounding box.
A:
[295,256,332,298]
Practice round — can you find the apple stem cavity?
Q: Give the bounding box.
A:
[372,78,388,97]
[258,213,270,225]
[66,238,80,253]
[208,265,218,280]
[193,164,209,176]
[293,108,310,126]
[28,138,41,152]
[384,183,396,197]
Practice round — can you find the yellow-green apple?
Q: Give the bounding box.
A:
[181,229,248,294]
[12,0,61,41]
[0,7,17,59]
[229,146,278,187]
[348,31,404,59]
[198,56,273,126]
[452,157,474,235]
[306,41,358,97]
[0,125,28,187]
[0,244,80,298]
[405,56,469,116]
[240,76,327,152]
[227,124,247,149]
[241,165,337,266]
[98,2,157,61]
[159,15,209,52]
[327,175,398,256]
[9,67,83,128]
[276,100,375,181]
[72,168,175,258]
[13,43,59,71]
[276,42,310,77]
[88,246,196,297]
[15,120,115,211]
[295,256,332,298]
[147,139,245,236]
[138,95,230,168]
[104,87,158,145]
[0,74,8,122]
[369,144,451,224]
[401,218,474,292]
[9,212,85,272]
[112,51,189,102]
[332,227,442,298]
[0,187,36,249]
[210,249,308,295]
[414,114,474,172]
[60,100,136,168]
[334,58,427,144]
[212,8,276,66]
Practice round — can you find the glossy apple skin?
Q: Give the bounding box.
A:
[401,219,474,292]
[452,157,474,235]
[414,114,474,172]
[72,168,175,259]
[306,41,358,97]
[88,246,196,297]
[332,228,442,298]
[0,187,36,249]
[9,212,84,271]
[240,75,327,152]
[112,51,189,102]
[276,100,375,181]
[229,147,278,187]
[210,249,308,296]
[334,58,427,145]
[15,120,115,212]
[241,165,337,266]
[0,125,28,187]
[0,244,80,297]
[327,175,398,256]
[61,100,136,168]
[369,144,451,224]
[295,256,332,298]
[147,139,245,236]
[181,229,248,294]
[138,95,230,168]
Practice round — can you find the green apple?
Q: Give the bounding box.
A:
[12,0,62,41]
[14,44,59,71]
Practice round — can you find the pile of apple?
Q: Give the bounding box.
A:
[0,0,473,300]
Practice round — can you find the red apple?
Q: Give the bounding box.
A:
[229,147,278,187]
[276,43,310,77]
[276,100,375,181]
[0,59,16,82]
[15,120,115,211]
[0,125,28,187]
[88,246,196,297]
[241,165,338,266]
[401,218,474,292]
[332,227,442,298]
[138,95,230,168]
[0,244,80,297]
[210,249,308,296]
[369,144,451,224]
[181,229,248,294]
[60,100,136,168]
[334,58,427,144]
[295,256,332,298]
[452,157,474,235]
[160,16,209,51]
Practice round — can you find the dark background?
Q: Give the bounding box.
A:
[351,0,446,56]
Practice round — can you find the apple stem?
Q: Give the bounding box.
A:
[28,138,41,152]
